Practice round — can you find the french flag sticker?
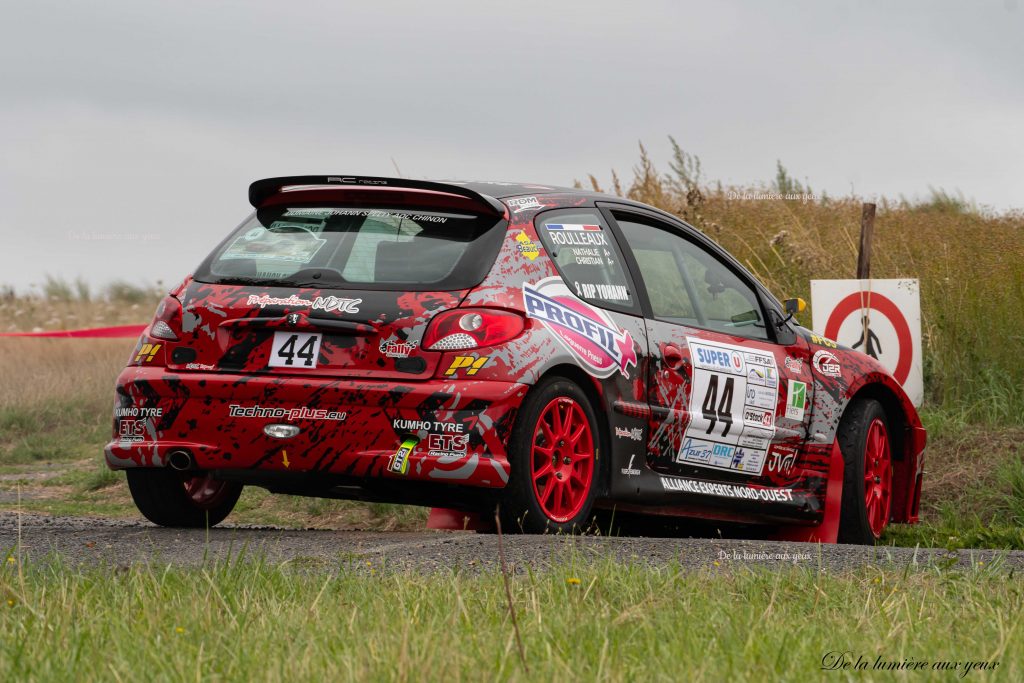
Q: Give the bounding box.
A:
[545,224,602,232]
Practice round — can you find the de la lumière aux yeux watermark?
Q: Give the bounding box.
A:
[821,651,1000,677]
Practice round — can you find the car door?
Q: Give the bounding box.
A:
[603,207,815,487]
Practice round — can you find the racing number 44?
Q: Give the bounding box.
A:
[270,332,323,369]
[702,375,735,437]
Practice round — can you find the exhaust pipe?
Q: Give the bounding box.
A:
[167,450,194,471]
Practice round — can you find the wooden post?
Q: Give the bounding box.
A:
[857,202,875,279]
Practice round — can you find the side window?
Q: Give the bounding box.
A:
[534,210,636,310]
[615,216,769,341]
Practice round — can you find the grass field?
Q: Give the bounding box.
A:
[0,555,1019,681]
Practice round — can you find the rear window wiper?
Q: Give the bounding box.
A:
[212,276,302,287]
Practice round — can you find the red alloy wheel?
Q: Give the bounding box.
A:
[863,418,893,537]
[183,473,234,509]
[530,397,595,523]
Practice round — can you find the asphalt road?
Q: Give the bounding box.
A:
[2,512,1020,573]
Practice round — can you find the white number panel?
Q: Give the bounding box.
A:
[678,338,779,475]
[269,332,323,369]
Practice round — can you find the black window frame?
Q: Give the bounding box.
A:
[598,202,783,344]
[532,207,644,317]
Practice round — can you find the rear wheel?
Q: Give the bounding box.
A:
[837,400,894,544]
[126,469,242,528]
[500,377,601,533]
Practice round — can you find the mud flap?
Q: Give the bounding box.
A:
[426,507,495,532]
[768,439,844,543]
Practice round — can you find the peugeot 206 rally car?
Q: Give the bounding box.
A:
[106,176,925,544]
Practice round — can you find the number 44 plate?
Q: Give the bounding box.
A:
[269,331,323,369]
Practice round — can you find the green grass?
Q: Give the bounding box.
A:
[1,556,1020,681]
[0,401,112,465]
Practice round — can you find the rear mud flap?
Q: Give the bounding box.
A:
[426,507,496,532]
[768,439,844,543]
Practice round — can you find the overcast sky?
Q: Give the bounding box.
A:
[1,0,1021,292]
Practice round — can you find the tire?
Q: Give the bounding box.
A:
[126,469,243,528]
[837,399,894,545]
[499,377,602,534]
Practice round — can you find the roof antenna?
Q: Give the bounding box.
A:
[391,157,404,178]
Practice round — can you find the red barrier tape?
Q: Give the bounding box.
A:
[0,324,147,339]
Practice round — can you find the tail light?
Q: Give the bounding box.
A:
[150,295,182,341]
[422,308,525,351]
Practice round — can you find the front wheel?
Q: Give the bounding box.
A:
[837,399,894,544]
[499,377,601,534]
[126,469,243,528]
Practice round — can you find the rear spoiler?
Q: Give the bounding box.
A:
[248,175,506,216]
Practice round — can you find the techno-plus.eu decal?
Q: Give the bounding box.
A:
[522,277,637,378]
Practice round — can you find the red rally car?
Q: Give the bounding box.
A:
[106,176,925,544]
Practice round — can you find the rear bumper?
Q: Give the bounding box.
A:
[105,367,527,489]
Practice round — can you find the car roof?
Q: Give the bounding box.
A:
[443,180,603,199]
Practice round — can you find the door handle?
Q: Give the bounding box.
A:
[663,344,686,371]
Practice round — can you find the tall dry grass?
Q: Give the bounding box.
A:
[0,279,161,333]
[0,339,133,464]
[0,339,131,411]
[587,142,1024,420]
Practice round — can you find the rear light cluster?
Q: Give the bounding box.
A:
[150,296,183,341]
[422,308,525,351]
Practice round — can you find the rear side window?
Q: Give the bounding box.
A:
[195,207,505,290]
[534,210,636,311]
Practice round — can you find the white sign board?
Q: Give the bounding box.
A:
[810,279,923,406]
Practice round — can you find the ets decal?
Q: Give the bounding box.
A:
[426,433,469,458]
[679,339,780,475]
[522,277,637,379]
[118,420,146,444]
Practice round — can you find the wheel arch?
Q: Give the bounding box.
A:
[532,363,612,497]
[843,374,925,523]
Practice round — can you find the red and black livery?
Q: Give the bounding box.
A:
[106,176,925,543]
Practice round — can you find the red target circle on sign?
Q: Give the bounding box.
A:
[823,291,913,385]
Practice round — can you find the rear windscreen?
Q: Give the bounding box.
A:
[194,206,506,290]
